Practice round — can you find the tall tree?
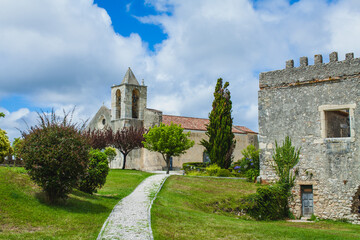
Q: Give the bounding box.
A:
[109,126,146,169]
[143,123,194,174]
[201,78,235,169]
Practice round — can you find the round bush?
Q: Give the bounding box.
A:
[78,149,110,194]
[19,111,90,203]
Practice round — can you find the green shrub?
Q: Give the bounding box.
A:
[245,183,290,220]
[216,168,231,177]
[233,145,259,181]
[78,149,110,194]
[183,162,207,173]
[187,171,206,176]
[272,136,300,187]
[19,110,90,203]
[205,164,221,176]
[12,137,24,160]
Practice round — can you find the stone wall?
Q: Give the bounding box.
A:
[258,52,360,223]
[109,130,257,171]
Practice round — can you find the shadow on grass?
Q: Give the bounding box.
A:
[34,190,113,214]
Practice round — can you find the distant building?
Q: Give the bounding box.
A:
[258,52,360,223]
[88,68,258,171]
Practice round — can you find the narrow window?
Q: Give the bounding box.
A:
[203,152,210,164]
[132,89,140,119]
[116,89,121,119]
[325,109,350,138]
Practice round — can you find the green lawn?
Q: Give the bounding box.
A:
[151,176,360,240]
[0,167,153,239]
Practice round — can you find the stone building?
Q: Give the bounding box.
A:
[88,67,258,171]
[258,52,360,223]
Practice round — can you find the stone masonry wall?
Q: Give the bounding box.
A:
[259,52,360,223]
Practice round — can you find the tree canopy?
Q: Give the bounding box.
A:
[0,112,11,163]
[143,123,194,174]
[201,78,235,169]
[108,126,146,169]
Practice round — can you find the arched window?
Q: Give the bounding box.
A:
[116,89,121,119]
[132,89,140,118]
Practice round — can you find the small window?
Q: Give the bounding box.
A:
[319,104,355,140]
[102,118,106,125]
[203,152,210,163]
[325,109,350,138]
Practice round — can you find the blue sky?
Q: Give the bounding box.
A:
[0,0,359,141]
[93,0,168,50]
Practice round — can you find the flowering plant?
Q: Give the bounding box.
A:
[232,145,259,181]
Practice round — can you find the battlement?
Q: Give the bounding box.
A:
[260,52,360,89]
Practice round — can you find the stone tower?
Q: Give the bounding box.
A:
[111,67,147,129]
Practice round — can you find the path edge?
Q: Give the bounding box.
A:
[148,175,169,240]
[96,174,154,240]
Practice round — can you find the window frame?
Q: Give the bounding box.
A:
[319,104,356,141]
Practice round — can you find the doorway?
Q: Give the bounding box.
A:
[301,185,313,217]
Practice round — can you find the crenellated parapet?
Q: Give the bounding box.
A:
[260,52,360,90]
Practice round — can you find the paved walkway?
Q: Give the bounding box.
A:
[97,174,169,240]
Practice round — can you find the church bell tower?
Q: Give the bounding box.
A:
[111,67,147,129]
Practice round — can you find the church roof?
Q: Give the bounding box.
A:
[121,67,140,85]
[162,115,257,134]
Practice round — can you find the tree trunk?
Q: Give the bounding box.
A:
[166,155,171,174]
[122,153,128,170]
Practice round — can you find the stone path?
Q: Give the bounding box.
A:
[97,174,169,240]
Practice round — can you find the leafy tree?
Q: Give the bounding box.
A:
[201,78,235,169]
[83,128,110,150]
[12,137,24,160]
[272,136,300,188]
[241,137,300,220]
[0,113,11,163]
[0,129,11,163]
[108,126,146,169]
[143,123,194,174]
[78,149,110,194]
[104,147,117,164]
[19,110,90,203]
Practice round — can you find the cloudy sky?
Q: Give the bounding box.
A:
[1,0,360,141]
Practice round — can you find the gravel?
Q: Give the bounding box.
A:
[97,174,169,240]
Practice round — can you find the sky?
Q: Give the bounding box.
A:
[1,0,360,142]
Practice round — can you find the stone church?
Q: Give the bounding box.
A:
[88,67,258,171]
[258,52,360,223]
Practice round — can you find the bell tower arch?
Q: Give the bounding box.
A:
[111,67,147,129]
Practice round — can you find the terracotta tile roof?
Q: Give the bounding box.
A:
[162,115,257,134]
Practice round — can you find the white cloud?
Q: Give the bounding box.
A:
[2,0,360,137]
[0,108,37,142]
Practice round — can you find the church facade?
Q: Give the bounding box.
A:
[88,68,258,171]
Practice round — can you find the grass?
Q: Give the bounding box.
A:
[151,176,360,240]
[0,167,153,239]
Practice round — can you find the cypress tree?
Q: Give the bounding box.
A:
[201,78,235,169]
